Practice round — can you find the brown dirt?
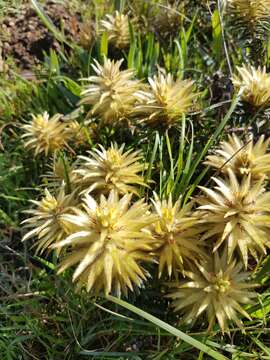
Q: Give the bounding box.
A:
[0,1,82,70]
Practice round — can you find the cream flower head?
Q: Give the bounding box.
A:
[22,186,76,255]
[80,58,141,124]
[51,191,157,296]
[151,193,205,278]
[135,71,197,128]
[232,65,270,108]
[74,143,147,196]
[100,11,130,49]
[167,250,257,333]
[205,134,270,181]
[197,170,270,268]
[22,112,70,156]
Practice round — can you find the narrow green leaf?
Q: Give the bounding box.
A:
[212,9,222,61]
[100,32,108,58]
[145,132,159,184]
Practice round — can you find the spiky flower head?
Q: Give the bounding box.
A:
[22,187,76,255]
[232,65,270,108]
[151,193,205,278]
[205,134,270,181]
[74,143,147,196]
[135,71,197,128]
[227,0,270,35]
[197,170,270,268]
[167,250,257,333]
[22,112,70,156]
[100,11,130,49]
[80,58,141,124]
[51,191,157,296]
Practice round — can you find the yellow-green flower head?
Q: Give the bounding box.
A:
[80,58,141,124]
[22,186,76,255]
[232,65,270,108]
[197,170,270,268]
[227,0,270,27]
[100,11,130,49]
[51,191,157,296]
[167,250,257,333]
[74,143,147,196]
[134,71,197,128]
[21,112,70,156]
[151,193,205,278]
[205,134,270,181]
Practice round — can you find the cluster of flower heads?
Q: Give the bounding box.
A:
[21,58,199,139]
[22,143,150,288]
[21,59,270,158]
[21,112,95,156]
[80,58,198,128]
[21,127,270,332]
[76,1,270,52]
[76,10,130,51]
[78,4,183,51]
[19,51,270,333]
[165,133,270,332]
[203,134,270,266]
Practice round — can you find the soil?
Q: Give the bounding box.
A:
[0,1,82,70]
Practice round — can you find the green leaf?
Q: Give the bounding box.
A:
[145,132,160,184]
[100,32,108,59]
[212,9,222,62]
